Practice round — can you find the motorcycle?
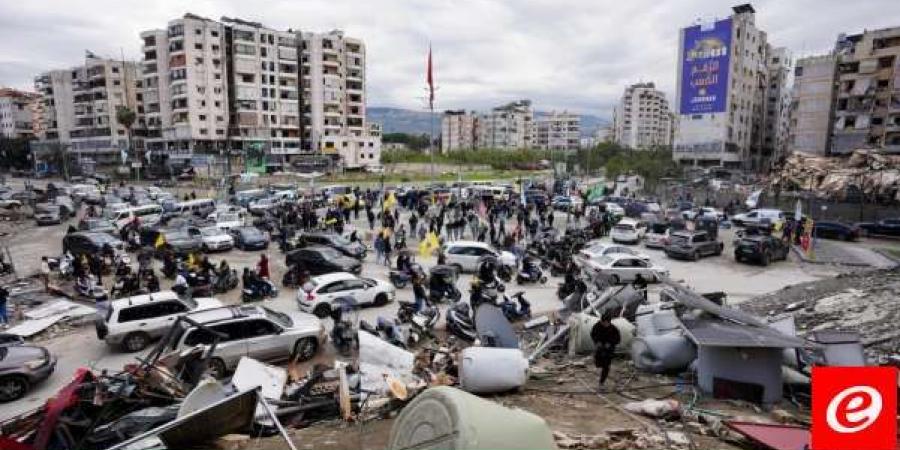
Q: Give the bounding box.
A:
[445,302,477,342]
[396,301,440,346]
[76,275,108,302]
[360,318,408,349]
[110,275,141,299]
[212,269,239,294]
[516,257,547,284]
[47,254,74,279]
[496,263,514,283]
[500,290,531,321]
[187,272,212,298]
[388,263,424,289]
[394,230,407,250]
[330,297,358,357]
[428,265,461,303]
[241,278,279,302]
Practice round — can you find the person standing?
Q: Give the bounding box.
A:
[590,315,621,389]
[40,256,51,292]
[412,274,427,312]
[257,254,270,280]
[0,285,8,327]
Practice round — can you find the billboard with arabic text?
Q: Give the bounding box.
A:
[680,18,732,115]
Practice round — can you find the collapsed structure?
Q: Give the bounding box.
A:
[769,149,900,201]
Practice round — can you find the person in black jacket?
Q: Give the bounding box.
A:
[590,315,620,388]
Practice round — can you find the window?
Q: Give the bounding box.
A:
[211,30,219,37]
[243,319,278,338]
[194,43,203,50]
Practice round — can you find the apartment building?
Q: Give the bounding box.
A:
[674,4,778,170]
[533,111,580,151]
[441,110,479,153]
[613,82,673,150]
[761,46,793,166]
[34,55,139,166]
[478,99,533,150]
[0,88,39,140]
[789,55,838,156]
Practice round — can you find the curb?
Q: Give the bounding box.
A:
[790,245,873,268]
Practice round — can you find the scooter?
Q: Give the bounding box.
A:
[388,263,423,289]
[241,279,279,302]
[212,269,239,293]
[516,259,547,284]
[445,302,477,342]
[46,254,73,279]
[187,272,212,298]
[76,275,108,302]
[396,301,440,345]
[360,318,408,349]
[500,291,531,321]
[110,275,141,299]
[496,263,514,283]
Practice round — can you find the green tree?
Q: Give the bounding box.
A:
[116,106,137,163]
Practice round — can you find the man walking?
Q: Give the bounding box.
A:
[590,315,620,389]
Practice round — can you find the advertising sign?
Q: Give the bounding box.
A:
[680,18,732,114]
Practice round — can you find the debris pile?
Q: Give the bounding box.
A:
[770,149,900,200]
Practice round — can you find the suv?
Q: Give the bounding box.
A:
[664,230,723,261]
[290,232,367,258]
[140,228,203,256]
[734,235,789,266]
[732,209,784,228]
[286,246,362,275]
[298,272,395,318]
[168,305,325,378]
[62,232,126,258]
[95,291,223,352]
[441,241,517,272]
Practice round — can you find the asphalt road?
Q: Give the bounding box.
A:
[0,207,844,419]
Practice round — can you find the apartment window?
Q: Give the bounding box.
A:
[216,116,224,122]
[215,73,222,80]
[241,74,254,83]
[200,128,208,135]
[200,100,206,107]
[261,88,268,98]
[197,86,205,94]
[199,115,207,121]
[234,30,255,42]
[216,129,224,135]
[872,117,884,125]
[195,28,202,35]
[195,57,204,65]
[261,47,268,57]
[113,80,121,86]
[211,30,219,37]
[214,101,221,108]
[235,44,256,56]
[194,43,203,50]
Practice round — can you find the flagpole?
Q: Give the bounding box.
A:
[427,43,435,188]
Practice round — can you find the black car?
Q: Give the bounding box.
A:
[813,221,860,241]
[291,232,366,258]
[230,226,270,251]
[62,232,125,258]
[857,218,900,237]
[285,246,362,275]
[139,228,203,256]
[734,235,790,266]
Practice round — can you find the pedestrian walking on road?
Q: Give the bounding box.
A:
[591,315,620,389]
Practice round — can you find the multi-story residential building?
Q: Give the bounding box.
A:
[613,82,674,150]
[34,55,139,166]
[300,30,380,168]
[533,111,580,151]
[441,110,479,153]
[478,99,533,150]
[674,4,776,169]
[761,46,793,165]
[789,55,838,156]
[0,88,39,140]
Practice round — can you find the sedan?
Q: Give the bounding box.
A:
[248,198,279,216]
[196,226,234,252]
[298,272,395,318]
[813,221,860,241]
[0,345,57,402]
[285,246,362,275]
[580,254,669,285]
[34,204,62,226]
[230,226,270,251]
[580,241,651,262]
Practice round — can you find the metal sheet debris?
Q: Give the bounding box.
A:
[724,421,809,450]
[23,299,94,320]
[680,318,811,348]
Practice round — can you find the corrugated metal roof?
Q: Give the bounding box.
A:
[680,318,811,348]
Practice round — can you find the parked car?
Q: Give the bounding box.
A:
[33,204,62,226]
[0,192,23,209]
[604,202,625,217]
[169,305,325,377]
[734,235,790,266]
[732,209,784,228]
[208,210,245,231]
[193,226,235,252]
[813,221,860,241]
[297,272,395,318]
[551,195,584,211]
[62,232,126,259]
[53,196,76,218]
[291,232,367,259]
[664,230,724,261]
[0,334,24,347]
[580,241,651,261]
[857,218,900,237]
[141,228,203,256]
[230,226,270,251]
[441,241,517,272]
[78,218,117,235]
[248,197,279,216]
[683,207,725,221]
[610,218,647,244]
[95,291,224,352]
[0,345,56,402]
[582,253,669,284]
[285,246,362,275]
[644,223,671,249]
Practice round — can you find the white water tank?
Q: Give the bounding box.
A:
[459,347,528,393]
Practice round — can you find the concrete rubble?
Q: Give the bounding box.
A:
[769,149,900,200]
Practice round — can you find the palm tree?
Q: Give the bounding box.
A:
[116,106,136,163]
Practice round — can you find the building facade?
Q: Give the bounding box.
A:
[0,88,39,140]
[441,110,478,153]
[613,82,673,150]
[34,55,139,166]
[533,111,580,151]
[674,4,780,169]
[478,99,533,150]
[762,46,793,165]
[789,55,838,156]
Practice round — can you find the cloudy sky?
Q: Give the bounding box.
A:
[2,0,899,119]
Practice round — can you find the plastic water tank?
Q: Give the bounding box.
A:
[631,334,697,373]
[459,347,528,393]
[388,386,558,450]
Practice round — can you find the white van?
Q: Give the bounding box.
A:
[173,199,216,218]
[732,209,784,227]
[107,204,163,229]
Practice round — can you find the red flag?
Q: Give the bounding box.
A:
[426,44,434,109]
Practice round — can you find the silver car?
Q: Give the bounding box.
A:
[0,345,57,402]
[170,305,325,378]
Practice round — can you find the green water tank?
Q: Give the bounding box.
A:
[387,386,558,450]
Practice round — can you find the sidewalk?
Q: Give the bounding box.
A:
[792,239,898,268]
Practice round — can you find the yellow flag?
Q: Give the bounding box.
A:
[418,231,440,258]
[383,192,397,211]
[154,233,166,249]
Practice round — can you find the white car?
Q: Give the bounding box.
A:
[605,203,625,217]
[248,198,279,216]
[170,305,326,377]
[683,207,724,221]
[583,254,669,284]
[644,223,671,249]
[209,211,244,231]
[610,218,647,244]
[298,272,396,318]
[580,241,651,262]
[442,241,517,272]
[94,291,223,352]
[196,226,234,252]
[732,209,784,227]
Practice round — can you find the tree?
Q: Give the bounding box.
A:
[116,106,137,164]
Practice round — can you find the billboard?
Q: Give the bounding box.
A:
[680,18,732,115]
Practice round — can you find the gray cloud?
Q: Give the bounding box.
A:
[2,0,899,119]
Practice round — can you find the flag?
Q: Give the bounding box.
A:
[426,44,434,109]
[154,233,166,249]
[745,189,763,209]
[383,192,397,211]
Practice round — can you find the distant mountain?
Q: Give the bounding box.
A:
[368,107,608,138]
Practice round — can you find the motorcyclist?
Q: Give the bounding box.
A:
[172,270,189,296]
[144,270,160,293]
[412,274,428,312]
[476,257,499,286]
[396,251,413,273]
